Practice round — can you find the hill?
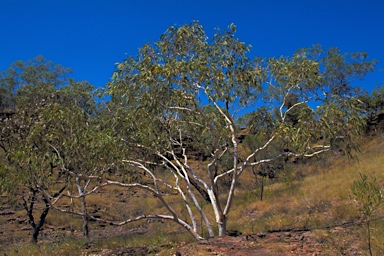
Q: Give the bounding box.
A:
[1,133,384,255]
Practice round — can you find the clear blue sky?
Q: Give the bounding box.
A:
[1,0,383,92]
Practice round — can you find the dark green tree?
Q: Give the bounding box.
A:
[29,80,113,238]
[0,56,71,243]
[0,57,115,242]
[359,86,384,133]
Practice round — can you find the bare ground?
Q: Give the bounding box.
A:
[97,227,364,256]
[0,199,367,256]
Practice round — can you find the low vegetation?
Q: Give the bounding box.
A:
[1,134,383,255]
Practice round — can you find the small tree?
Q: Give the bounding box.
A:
[0,56,71,243]
[240,105,295,201]
[0,57,115,242]
[19,78,121,238]
[350,173,383,256]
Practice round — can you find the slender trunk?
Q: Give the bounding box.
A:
[207,187,225,237]
[76,177,90,238]
[31,200,50,243]
[22,189,51,243]
[218,216,227,237]
[31,229,39,244]
[80,196,89,237]
[367,220,373,256]
[260,176,264,201]
[210,92,238,238]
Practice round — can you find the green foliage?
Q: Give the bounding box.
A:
[0,56,72,189]
[242,44,376,156]
[108,21,264,165]
[359,86,384,133]
[0,22,379,241]
[238,106,276,134]
[350,172,383,255]
[350,173,383,219]
[0,56,115,242]
[106,22,377,237]
[320,47,377,98]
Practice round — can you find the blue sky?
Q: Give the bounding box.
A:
[1,0,383,92]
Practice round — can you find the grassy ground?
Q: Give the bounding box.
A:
[230,133,384,253]
[1,133,384,255]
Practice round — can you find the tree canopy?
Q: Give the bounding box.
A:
[0,22,380,241]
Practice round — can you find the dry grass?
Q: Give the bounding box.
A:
[2,134,384,255]
[227,134,384,253]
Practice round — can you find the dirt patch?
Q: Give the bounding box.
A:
[172,228,364,255]
[0,195,367,255]
[174,236,276,255]
[92,228,364,256]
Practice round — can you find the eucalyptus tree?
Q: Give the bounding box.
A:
[31,80,117,238]
[241,46,376,199]
[308,45,376,154]
[0,56,70,192]
[0,56,68,159]
[0,57,119,241]
[0,56,73,242]
[99,22,374,239]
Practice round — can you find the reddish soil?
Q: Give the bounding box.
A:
[97,227,364,256]
[0,198,365,256]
